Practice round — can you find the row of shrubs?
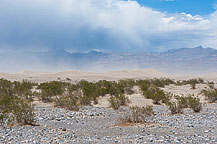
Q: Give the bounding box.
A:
[33,78,216,111]
[0,77,216,125]
[35,78,215,125]
[38,78,176,110]
[176,78,204,89]
[122,94,203,125]
[166,94,202,114]
[38,79,135,110]
[120,94,203,125]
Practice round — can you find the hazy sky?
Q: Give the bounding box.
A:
[0,0,217,53]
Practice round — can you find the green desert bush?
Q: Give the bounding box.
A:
[123,106,154,123]
[168,102,183,114]
[0,79,35,125]
[176,78,204,89]
[36,78,204,112]
[167,95,202,114]
[202,88,217,103]
[94,80,111,96]
[188,96,202,112]
[207,83,215,89]
[13,98,35,125]
[137,78,174,105]
[190,83,196,89]
[177,95,202,112]
[151,89,167,105]
[118,79,136,95]
[108,94,130,110]
[150,78,176,88]
[175,95,189,108]
[166,101,183,114]
[108,96,121,110]
[117,94,130,106]
[206,81,215,89]
[55,95,79,111]
[13,80,34,101]
[141,86,168,105]
[79,80,98,105]
[38,81,65,102]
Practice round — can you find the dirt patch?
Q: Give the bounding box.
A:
[111,122,161,128]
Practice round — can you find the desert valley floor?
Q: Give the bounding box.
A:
[0,69,216,144]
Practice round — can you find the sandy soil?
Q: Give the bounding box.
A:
[94,86,155,108]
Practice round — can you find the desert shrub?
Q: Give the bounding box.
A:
[123,106,154,123]
[108,82,125,96]
[117,94,130,106]
[55,82,90,111]
[198,78,204,84]
[136,79,151,92]
[166,101,183,114]
[0,113,9,125]
[207,81,215,89]
[38,81,65,102]
[176,78,204,89]
[13,98,35,125]
[55,95,79,111]
[175,95,189,108]
[188,97,202,112]
[136,78,173,105]
[151,89,167,105]
[108,94,130,110]
[150,78,176,88]
[162,92,173,104]
[141,86,168,105]
[96,80,129,96]
[13,80,34,101]
[190,83,196,89]
[0,79,35,125]
[172,95,202,113]
[0,79,14,96]
[202,88,217,103]
[94,80,110,96]
[39,79,134,109]
[79,80,98,105]
[118,79,136,95]
[108,96,121,110]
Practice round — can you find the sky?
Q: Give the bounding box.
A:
[135,0,217,16]
[0,0,217,53]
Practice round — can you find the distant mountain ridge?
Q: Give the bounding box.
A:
[0,46,217,75]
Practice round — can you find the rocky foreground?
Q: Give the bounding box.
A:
[0,102,216,144]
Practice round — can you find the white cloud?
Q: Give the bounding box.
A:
[0,0,216,52]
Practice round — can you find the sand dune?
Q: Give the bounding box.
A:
[0,68,216,83]
[0,68,169,82]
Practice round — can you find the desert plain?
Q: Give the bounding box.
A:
[0,68,216,144]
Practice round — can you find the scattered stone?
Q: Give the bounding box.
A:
[0,103,216,143]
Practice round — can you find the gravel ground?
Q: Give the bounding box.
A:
[0,102,216,144]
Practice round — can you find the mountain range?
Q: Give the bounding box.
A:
[0,46,217,75]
